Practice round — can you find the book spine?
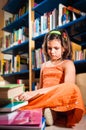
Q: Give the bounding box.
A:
[0,85,24,99]
[67,6,86,16]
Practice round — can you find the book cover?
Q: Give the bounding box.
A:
[0,117,45,130]
[0,84,24,89]
[83,49,86,60]
[58,4,65,26]
[0,98,13,107]
[0,84,24,99]
[52,8,58,29]
[14,55,20,72]
[42,117,46,130]
[72,42,81,61]
[20,55,28,71]
[0,109,42,125]
[40,15,44,34]
[58,3,73,26]
[0,101,28,112]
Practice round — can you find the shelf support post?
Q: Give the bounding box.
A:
[28,0,35,91]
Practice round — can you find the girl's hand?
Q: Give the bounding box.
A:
[15,91,39,101]
[18,91,30,101]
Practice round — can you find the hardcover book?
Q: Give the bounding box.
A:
[0,101,28,112]
[0,98,13,107]
[0,109,45,130]
[0,84,24,99]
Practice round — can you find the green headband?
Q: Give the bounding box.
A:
[49,30,61,35]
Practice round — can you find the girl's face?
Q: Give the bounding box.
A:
[47,39,64,61]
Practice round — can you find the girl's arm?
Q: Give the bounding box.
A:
[16,63,45,101]
[63,60,76,83]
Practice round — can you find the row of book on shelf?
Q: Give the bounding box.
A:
[1,27,28,51]
[32,48,47,69]
[0,46,47,75]
[0,54,28,75]
[0,3,85,51]
[0,1,29,51]
[32,45,86,68]
[0,46,86,75]
[72,42,86,61]
[32,3,83,37]
[73,49,86,61]
[0,3,84,51]
[5,2,28,27]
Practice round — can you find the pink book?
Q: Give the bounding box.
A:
[0,109,42,126]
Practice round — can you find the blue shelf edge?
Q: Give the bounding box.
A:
[74,59,86,64]
[74,59,86,74]
[32,68,40,71]
[2,40,29,55]
[2,0,28,14]
[56,16,86,30]
[32,15,86,45]
[1,70,29,77]
[32,33,46,40]
[2,12,28,33]
[32,0,68,15]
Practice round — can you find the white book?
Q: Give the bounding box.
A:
[40,15,44,34]
[0,101,28,112]
[18,28,23,41]
[35,49,40,68]
[58,3,66,26]
[50,14,53,30]
[52,8,57,29]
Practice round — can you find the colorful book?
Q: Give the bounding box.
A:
[0,84,24,99]
[42,117,46,130]
[0,101,28,112]
[58,3,74,26]
[72,42,81,61]
[83,49,86,60]
[0,118,45,130]
[0,109,45,129]
[67,6,86,16]
[52,8,58,29]
[0,98,14,107]
[14,55,28,72]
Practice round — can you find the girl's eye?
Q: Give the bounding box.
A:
[54,47,59,50]
[47,47,59,50]
[48,47,52,50]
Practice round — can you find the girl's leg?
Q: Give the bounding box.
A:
[43,108,57,126]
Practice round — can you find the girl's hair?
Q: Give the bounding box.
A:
[43,29,73,60]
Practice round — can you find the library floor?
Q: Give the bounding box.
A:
[45,114,86,130]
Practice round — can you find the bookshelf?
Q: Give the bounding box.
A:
[31,0,86,88]
[0,0,30,90]
[1,0,86,91]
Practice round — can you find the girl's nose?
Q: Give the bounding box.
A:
[51,48,55,53]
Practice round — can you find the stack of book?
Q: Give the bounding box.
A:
[0,84,28,112]
[0,84,46,130]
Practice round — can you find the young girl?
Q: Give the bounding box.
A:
[18,29,85,128]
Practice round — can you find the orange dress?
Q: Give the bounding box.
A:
[20,63,85,127]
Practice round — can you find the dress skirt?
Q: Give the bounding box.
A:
[19,83,85,127]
